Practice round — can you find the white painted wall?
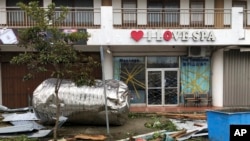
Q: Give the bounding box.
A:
[205,0,214,25]
[0,0,6,24]
[212,49,224,107]
[232,7,244,39]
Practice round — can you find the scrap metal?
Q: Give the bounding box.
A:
[32,78,130,125]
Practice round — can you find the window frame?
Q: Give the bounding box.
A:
[232,0,247,27]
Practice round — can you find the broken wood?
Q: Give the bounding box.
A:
[176,130,199,139]
[156,112,206,120]
[74,134,107,140]
[170,129,187,138]
[193,123,204,127]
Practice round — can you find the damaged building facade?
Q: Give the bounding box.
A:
[0,0,250,108]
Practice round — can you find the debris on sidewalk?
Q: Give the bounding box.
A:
[156,112,206,120]
[118,118,208,141]
[74,134,107,140]
[0,105,30,112]
[0,105,67,138]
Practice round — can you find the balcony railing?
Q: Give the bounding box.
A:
[0,7,101,29]
[2,7,249,29]
[113,8,232,29]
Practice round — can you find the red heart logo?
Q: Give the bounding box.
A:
[131,30,144,42]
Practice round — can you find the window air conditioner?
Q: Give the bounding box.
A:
[188,47,206,57]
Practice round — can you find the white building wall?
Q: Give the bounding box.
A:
[0,0,6,25]
[212,49,224,107]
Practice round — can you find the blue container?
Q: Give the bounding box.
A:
[206,108,250,141]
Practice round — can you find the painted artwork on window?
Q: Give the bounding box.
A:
[181,57,210,94]
[114,57,146,104]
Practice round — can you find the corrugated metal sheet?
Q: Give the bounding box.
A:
[223,50,250,106]
[2,112,39,121]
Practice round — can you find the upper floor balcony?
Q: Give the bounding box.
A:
[0,7,249,29]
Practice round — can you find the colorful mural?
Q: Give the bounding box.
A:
[181,57,210,94]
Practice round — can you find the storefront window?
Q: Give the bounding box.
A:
[114,57,146,104]
[147,57,178,68]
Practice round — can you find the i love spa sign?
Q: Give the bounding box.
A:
[130,30,216,42]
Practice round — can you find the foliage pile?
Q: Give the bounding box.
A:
[144,116,177,131]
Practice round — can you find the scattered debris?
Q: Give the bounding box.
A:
[156,112,206,120]
[0,105,67,139]
[117,130,174,141]
[169,129,187,138]
[2,112,39,121]
[0,105,30,112]
[74,134,107,140]
[119,118,208,141]
[144,117,177,131]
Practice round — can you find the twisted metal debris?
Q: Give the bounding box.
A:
[32,78,130,125]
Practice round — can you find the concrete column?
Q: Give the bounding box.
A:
[100,7,113,79]
[103,46,113,80]
[231,7,245,40]
[212,49,224,107]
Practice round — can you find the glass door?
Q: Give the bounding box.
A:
[164,70,178,105]
[147,69,179,106]
[147,70,162,105]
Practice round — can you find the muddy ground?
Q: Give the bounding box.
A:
[42,115,164,140]
[0,112,208,141]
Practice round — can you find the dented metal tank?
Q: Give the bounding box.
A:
[32,78,130,125]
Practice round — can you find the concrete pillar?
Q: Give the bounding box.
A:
[231,7,245,40]
[212,49,224,107]
[100,7,113,79]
